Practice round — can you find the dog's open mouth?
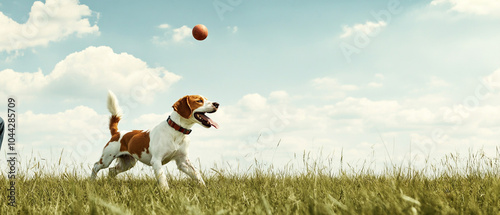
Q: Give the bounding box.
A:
[194,112,219,129]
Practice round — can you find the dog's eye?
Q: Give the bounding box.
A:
[197,100,203,103]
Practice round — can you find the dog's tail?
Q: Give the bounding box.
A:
[107,90,122,136]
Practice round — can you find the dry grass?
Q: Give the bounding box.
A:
[1,151,499,214]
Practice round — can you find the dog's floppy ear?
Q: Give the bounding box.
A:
[172,96,192,119]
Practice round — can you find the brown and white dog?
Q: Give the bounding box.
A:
[91,91,219,190]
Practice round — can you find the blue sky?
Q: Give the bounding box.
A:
[1,0,500,176]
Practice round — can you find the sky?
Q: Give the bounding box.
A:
[1,0,500,177]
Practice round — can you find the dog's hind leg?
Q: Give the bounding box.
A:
[91,141,120,179]
[91,154,115,179]
[108,155,137,178]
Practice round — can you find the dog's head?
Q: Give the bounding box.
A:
[172,95,219,128]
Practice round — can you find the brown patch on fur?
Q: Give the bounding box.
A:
[104,132,121,148]
[99,158,103,164]
[172,95,205,119]
[109,115,121,136]
[119,130,150,158]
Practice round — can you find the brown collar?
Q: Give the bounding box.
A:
[167,116,192,134]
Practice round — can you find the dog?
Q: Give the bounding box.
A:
[91,91,219,190]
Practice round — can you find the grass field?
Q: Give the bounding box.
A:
[1,151,499,214]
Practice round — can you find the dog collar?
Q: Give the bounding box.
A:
[167,116,192,135]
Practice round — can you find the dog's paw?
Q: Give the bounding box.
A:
[158,181,170,191]
[160,185,170,192]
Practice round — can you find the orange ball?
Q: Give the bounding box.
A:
[192,24,208,41]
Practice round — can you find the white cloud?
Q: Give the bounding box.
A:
[368,73,385,88]
[16,105,111,166]
[312,77,359,91]
[0,46,181,102]
[397,108,437,124]
[21,106,104,143]
[368,82,383,88]
[227,26,238,33]
[269,91,289,103]
[4,50,24,62]
[153,24,192,45]
[375,73,385,80]
[431,0,500,16]
[428,76,451,88]
[340,21,387,39]
[151,36,166,45]
[330,97,401,118]
[132,112,169,128]
[310,77,359,99]
[483,68,500,89]
[0,68,49,97]
[172,25,192,42]
[157,23,170,29]
[237,93,268,111]
[0,0,99,52]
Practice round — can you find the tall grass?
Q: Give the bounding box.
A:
[1,150,499,214]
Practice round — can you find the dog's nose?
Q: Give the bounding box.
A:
[213,102,219,109]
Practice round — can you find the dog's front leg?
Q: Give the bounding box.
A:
[151,159,169,190]
[176,156,205,186]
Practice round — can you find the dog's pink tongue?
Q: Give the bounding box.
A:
[209,118,219,129]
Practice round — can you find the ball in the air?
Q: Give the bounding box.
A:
[192,24,208,41]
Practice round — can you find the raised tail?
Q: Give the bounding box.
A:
[107,91,122,136]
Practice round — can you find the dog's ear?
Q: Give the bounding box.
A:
[172,96,192,119]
